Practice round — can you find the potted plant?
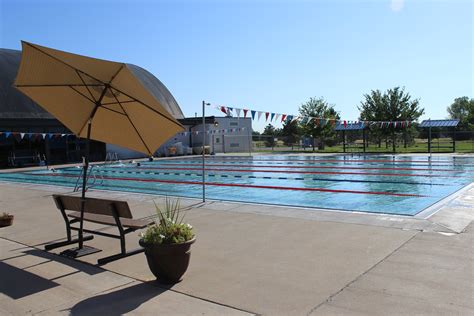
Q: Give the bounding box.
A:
[0,212,14,227]
[139,198,195,284]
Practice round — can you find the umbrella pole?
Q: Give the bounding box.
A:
[60,120,101,258]
[78,121,91,249]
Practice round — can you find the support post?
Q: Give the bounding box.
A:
[342,131,346,153]
[202,100,206,202]
[452,128,456,153]
[428,118,432,157]
[247,124,252,157]
[363,128,366,153]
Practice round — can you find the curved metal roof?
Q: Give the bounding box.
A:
[0,48,52,119]
[0,48,184,120]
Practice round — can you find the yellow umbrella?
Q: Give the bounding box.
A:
[14,41,184,257]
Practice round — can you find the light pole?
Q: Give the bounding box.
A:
[202,101,210,202]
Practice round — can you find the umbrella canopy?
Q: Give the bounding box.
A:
[14,41,184,155]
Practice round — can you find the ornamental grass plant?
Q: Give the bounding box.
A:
[141,198,194,245]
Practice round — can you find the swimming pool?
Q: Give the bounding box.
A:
[1,155,473,216]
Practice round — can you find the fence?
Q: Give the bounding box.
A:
[251,130,474,153]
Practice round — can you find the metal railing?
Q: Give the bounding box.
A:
[73,165,104,192]
[104,152,119,164]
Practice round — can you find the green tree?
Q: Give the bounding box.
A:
[447,96,474,130]
[299,97,339,150]
[359,87,424,152]
[262,124,277,147]
[281,119,301,145]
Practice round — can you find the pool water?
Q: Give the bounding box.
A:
[1,155,473,216]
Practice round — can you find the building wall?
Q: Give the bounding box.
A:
[191,117,252,153]
[104,117,253,158]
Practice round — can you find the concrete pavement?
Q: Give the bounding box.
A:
[0,181,472,315]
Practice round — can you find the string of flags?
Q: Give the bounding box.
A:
[215,105,413,128]
[0,131,74,140]
[0,127,248,141]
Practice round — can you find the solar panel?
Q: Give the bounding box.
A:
[334,123,366,131]
[419,119,459,128]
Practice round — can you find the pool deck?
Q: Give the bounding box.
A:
[1,155,473,315]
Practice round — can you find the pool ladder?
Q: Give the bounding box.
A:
[73,165,105,192]
[104,152,119,164]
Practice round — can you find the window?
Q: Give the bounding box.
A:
[230,143,239,147]
[229,122,238,127]
[215,137,220,143]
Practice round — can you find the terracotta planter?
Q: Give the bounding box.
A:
[139,237,196,284]
[0,215,14,227]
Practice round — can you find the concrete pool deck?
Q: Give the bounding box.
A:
[0,176,473,314]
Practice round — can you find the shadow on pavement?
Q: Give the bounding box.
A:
[68,282,165,315]
[0,261,59,299]
[23,249,103,276]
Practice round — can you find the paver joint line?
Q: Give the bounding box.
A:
[306,231,421,316]
[1,237,257,315]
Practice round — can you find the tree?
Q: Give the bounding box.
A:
[299,97,339,150]
[262,124,277,147]
[358,87,424,152]
[281,119,301,145]
[447,96,474,131]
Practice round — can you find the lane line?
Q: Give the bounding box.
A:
[136,166,463,178]
[156,162,469,173]
[201,157,474,166]
[28,172,426,197]
[57,168,449,186]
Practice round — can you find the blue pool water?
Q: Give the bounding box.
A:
[1,155,473,216]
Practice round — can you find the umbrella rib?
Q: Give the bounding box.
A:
[105,85,184,129]
[109,64,125,84]
[75,70,98,103]
[15,84,103,87]
[77,84,111,136]
[69,86,96,104]
[110,89,153,155]
[100,105,127,116]
[101,100,136,106]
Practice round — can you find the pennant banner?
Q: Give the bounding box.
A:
[212,105,415,128]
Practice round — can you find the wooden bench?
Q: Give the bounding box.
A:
[45,194,154,265]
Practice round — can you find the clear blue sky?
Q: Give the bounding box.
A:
[1,0,472,132]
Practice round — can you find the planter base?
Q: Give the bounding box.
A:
[140,238,195,284]
[0,216,14,228]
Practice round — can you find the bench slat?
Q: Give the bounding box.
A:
[68,212,152,229]
[53,194,133,218]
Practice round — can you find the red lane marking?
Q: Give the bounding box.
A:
[159,162,464,173]
[34,173,425,197]
[139,166,461,178]
[204,158,474,165]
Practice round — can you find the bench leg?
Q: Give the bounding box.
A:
[97,248,144,265]
[44,235,94,251]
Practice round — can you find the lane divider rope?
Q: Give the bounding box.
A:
[28,172,427,197]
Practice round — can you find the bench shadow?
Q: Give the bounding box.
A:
[23,249,103,275]
[0,261,59,299]
[68,282,166,315]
